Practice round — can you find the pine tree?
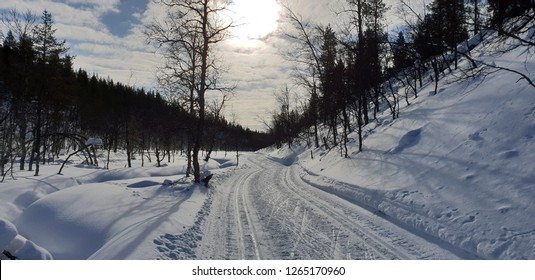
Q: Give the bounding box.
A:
[429,0,468,68]
[0,10,37,171]
[2,31,16,52]
[392,32,412,71]
[33,10,68,65]
[319,26,339,146]
[29,10,70,176]
[488,0,533,30]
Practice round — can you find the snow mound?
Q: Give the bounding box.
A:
[16,180,209,259]
[85,138,103,146]
[1,217,52,260]
[0,218,17,250]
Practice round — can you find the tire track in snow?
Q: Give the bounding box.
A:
[197,165,267,260]
[198,153,460,259]
[282,166,412,259]
[246,156,347,259]
[248,155,459,259]
[234,170,264,259]
[280,158,463,259]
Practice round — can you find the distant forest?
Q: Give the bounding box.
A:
[0,10,272,178]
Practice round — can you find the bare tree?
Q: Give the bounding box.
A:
[0,9,36,40]
[203,92,231,161]
[281,3,322,148]
[146,0,234,183]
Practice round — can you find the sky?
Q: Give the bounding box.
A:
[0,0,420,131]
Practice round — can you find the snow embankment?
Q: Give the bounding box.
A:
[279,31,535,259]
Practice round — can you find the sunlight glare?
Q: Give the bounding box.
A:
[226,0,281,46]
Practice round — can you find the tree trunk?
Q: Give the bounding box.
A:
[357,100,363,153]
[236,148,239,167]
[18,123,27,170]
[193,145,201,183]
[474,0,480,34]
[186,144,192,177]
[432,57,440,95]
[33,103,43,176]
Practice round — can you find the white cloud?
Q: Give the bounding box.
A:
[64,0,120,14]
[56,24,114,43]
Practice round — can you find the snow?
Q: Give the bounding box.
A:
[279,31,535,259]
[0,152,231,259]
[1,217,52,260]
[1,27,534,260]
[0,218,17,249]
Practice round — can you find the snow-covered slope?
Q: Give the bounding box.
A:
[277,30,535,259]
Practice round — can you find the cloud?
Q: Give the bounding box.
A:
[0,0,112,28]
[55,24,114,44]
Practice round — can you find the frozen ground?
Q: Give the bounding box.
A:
[1,29,534,260]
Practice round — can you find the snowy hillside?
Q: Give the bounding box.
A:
[272,29,535,259]
[1,27,534,260]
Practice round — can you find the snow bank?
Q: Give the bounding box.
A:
[15,180,209,259]
[0,148,229,259]
[0,217,52,260]
[0,218,17,250]
[85,138,103,146]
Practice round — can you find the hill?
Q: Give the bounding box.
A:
[269,28,535,259]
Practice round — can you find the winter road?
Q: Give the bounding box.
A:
[196,153,462,260]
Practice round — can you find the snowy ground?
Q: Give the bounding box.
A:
[196,153,465,260]
[0,151,468,260]
[1,30,534,260]
[0,152,224,260]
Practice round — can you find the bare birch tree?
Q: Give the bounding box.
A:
[146,0,234,183]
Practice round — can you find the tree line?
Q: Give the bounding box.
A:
[269,0,534,156]
[0,9,272,180]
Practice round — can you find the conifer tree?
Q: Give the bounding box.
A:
[429,0,468,68]
[29,10,69,176]
[319,26,339,146]
[33,10,68,65]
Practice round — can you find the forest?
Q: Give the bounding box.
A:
[1,0,534,182]
[0,9,272,180]
[268,0,535,156]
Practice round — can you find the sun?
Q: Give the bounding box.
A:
[225,0,281,46]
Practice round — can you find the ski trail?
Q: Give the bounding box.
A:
[234,170,263,259]
[197,153,463,260]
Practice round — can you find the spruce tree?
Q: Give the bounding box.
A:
[33,10,68,65]
[29,10,69,176]
[429,0,468,68]
[319,26,339,146]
